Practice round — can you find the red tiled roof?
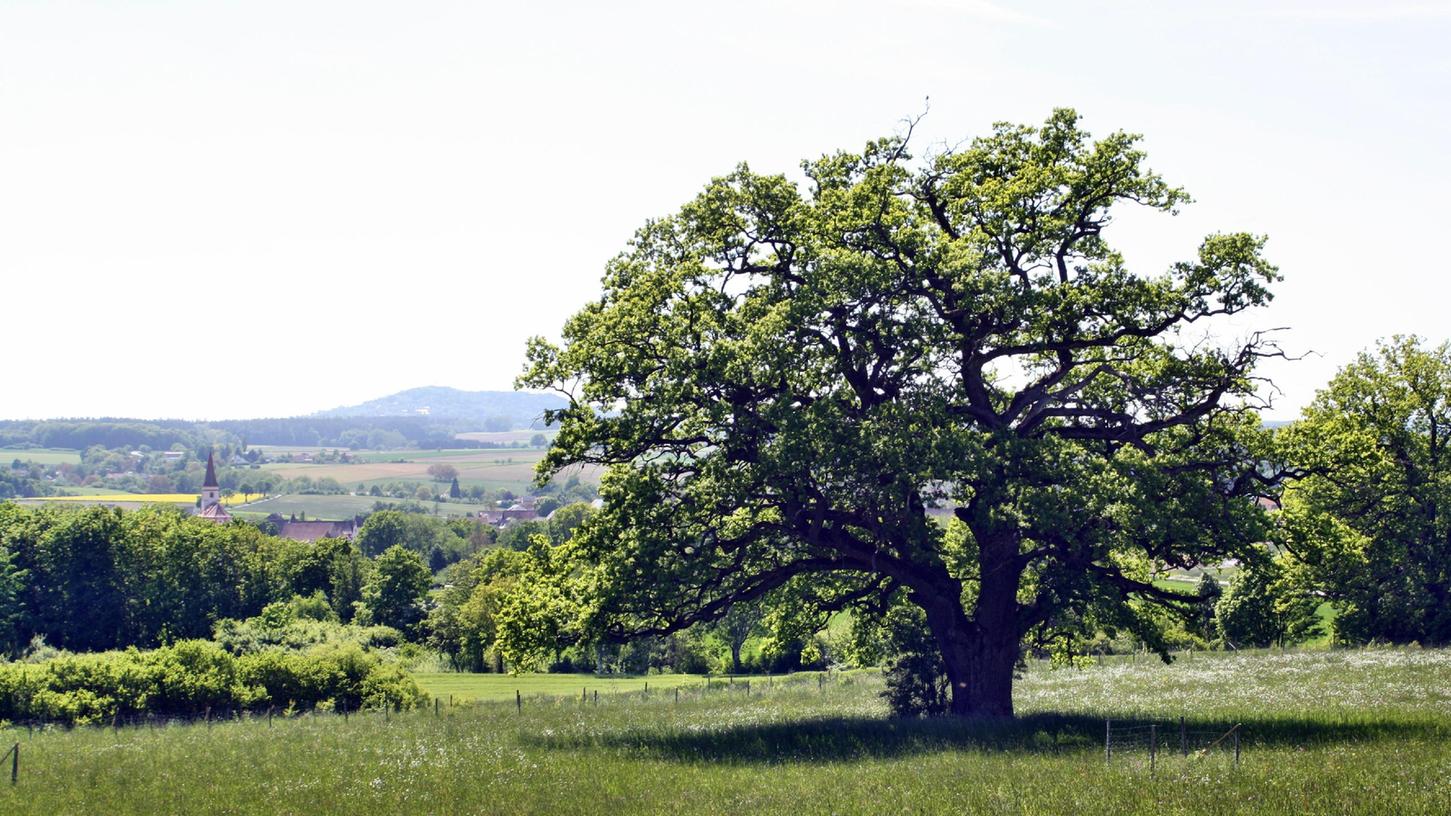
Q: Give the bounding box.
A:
[275,520,358,542]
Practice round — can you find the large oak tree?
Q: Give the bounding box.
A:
[522,110,1284,717]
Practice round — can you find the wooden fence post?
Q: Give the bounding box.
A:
[1149,724,1157,774]
[1234,729,1240,767]
[516,690,521,712]
[435,698,440,717]
[675,687,679,704]
[1105,719,1111,761]
[1180,716,1186,757]
[9,742,17,784]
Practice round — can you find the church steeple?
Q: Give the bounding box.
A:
[199,450,221,513]
[203,450,219,489]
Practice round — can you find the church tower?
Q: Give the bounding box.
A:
[200,450,221,511]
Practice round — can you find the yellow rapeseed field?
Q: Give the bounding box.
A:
[30,493,260,505]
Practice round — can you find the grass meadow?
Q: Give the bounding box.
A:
[1,648,1446,815]
[414,671,711,703]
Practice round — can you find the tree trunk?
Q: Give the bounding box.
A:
[730,642,743,675]
[920,592,1016,718]
[918,529,1023,718]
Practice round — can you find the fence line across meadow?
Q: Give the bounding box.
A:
[1104,717,1242,770]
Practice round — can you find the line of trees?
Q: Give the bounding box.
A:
[0,416,545,453]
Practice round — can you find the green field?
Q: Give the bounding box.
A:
[2,648,1447,814]
[414,672,713,702]
[0,447,81,465]
[257,447,589,495]
[230,493,493,520]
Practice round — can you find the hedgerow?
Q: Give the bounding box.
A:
[0,639,426,725]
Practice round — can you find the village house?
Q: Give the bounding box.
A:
[477,501,539,527]
[265,514,360,541]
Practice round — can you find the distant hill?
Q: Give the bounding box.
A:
[314,387,566,431]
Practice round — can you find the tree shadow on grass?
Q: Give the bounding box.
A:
[522,712,1447,764]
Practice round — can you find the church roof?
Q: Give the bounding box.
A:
[198,503,231,520]
[203,451,219,488]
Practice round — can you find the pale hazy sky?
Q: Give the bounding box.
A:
[2,1,1447,421]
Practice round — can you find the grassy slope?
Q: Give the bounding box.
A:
[2,648,1448,815]
[0,447,81,465]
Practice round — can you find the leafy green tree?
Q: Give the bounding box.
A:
[533,495,562,518]
[427,464,459,482]
[359,545,431,636]
[427,548,528,672]
[520,110,1283,716]
[356,510,408,557]
[546,501,594,544]
[1214,558,1319,648]
[1186,572,1223,641]
[448,477,462,499]
[1280,336,1451,644]
[712,602,763,674]
[0,535,28,657]
[495,539,578,670]
[498,519,548,552]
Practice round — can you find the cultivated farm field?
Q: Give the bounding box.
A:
[260,447,600,495]
[3,648,1446,815]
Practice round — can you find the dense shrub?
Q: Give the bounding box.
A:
[879,604,949,717]
[0,640,426,725]
[212,613,404,655]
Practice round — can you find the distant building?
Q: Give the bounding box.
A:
[267,514,360,542]
[477,503,539,527]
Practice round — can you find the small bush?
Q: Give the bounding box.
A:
[879,604,949,717]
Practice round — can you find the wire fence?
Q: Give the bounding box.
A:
[1105,717,1241,771]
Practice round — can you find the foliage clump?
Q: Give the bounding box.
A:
[0,639,426,726]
